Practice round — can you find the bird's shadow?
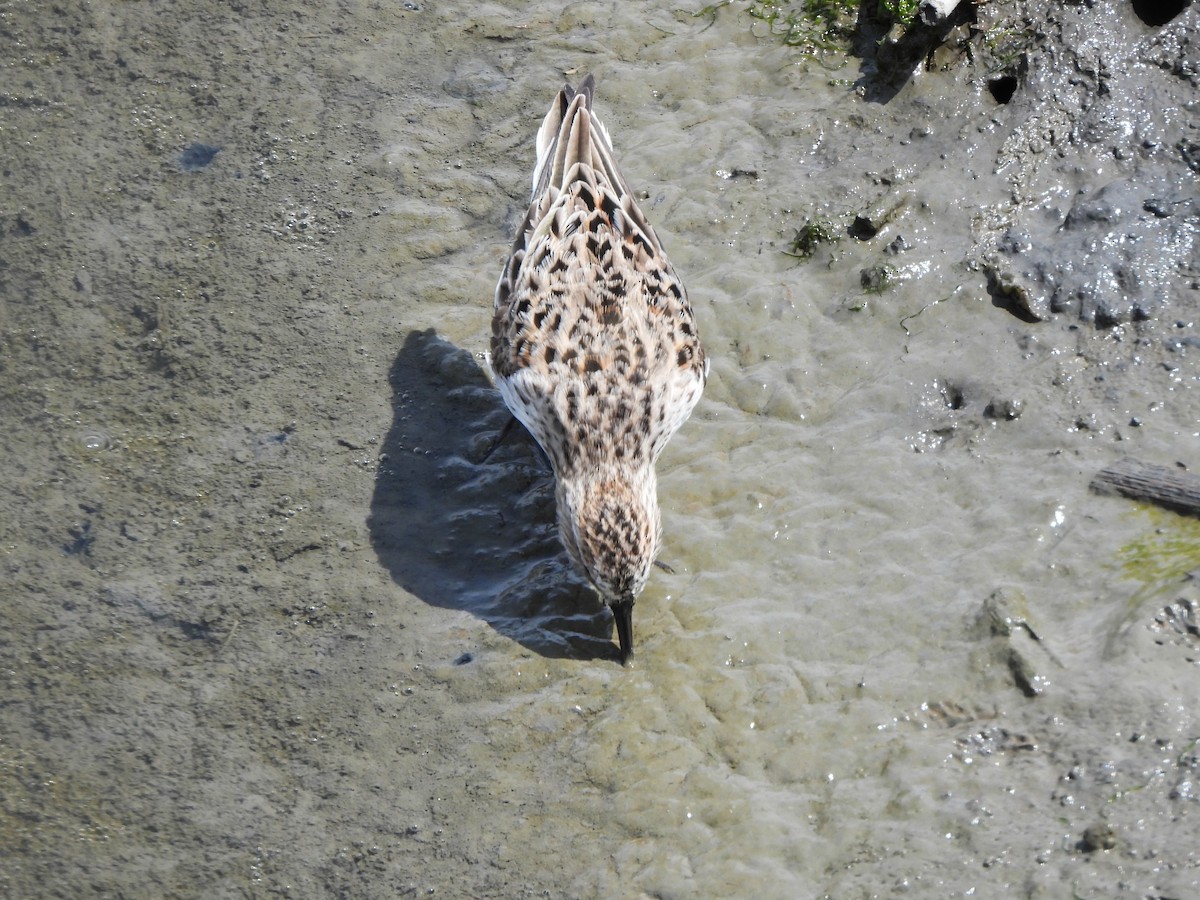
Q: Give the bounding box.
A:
[367,328,619,661]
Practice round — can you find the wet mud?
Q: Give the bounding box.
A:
[1,0,1197,897]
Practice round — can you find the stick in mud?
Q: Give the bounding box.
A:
[1090,457,1200,518]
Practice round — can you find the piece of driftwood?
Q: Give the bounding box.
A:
[1090,457,1200,517]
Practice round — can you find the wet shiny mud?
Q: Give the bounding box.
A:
[1,1,1197,897]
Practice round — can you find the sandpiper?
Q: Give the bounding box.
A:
[492,75,707,663]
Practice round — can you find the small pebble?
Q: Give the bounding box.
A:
[1080,823,1117,853]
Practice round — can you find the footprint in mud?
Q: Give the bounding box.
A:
[912,377,1025,452]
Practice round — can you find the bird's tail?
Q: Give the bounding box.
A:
[529,75,629,202]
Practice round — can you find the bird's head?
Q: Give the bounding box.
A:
[556,467,661,663]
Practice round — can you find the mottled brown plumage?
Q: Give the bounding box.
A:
[492,75,706,663]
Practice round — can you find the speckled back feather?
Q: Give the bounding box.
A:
[492,76,706,479]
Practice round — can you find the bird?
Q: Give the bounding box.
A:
[490,74,707,664]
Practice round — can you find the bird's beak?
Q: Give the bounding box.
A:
[612,598,635,666]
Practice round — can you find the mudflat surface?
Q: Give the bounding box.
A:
[2,1,1198,896]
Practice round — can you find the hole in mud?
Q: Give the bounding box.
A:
[1131,0,1188,26]
[848,215,878,240]
[940,382,965,410]
[987,74,1017,104]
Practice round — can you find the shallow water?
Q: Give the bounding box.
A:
[2,0,1199,897]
